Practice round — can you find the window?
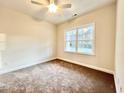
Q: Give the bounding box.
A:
[64,23,95,55]
[65,29,76,52]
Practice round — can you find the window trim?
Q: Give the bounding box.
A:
[64,23,96,56]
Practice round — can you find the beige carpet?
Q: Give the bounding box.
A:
[0,59,115,93]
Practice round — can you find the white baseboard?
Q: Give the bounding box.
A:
[57,57,114,74]
[114,73,120,93]
[114,74,118,93]
[0,57,56,75]
[0,56,114,75]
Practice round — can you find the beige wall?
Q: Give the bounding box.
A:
[57,4,116,73]
[0,8,56,70]
[115,0,124,92]
[0,53,2,68]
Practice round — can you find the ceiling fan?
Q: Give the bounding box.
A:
[31,0,72,13]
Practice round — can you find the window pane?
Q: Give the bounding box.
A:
[66,31,71,41]
[65,30,76,41]
[78,40,93,54]
[88,25,94,40]
[78,28,83,40]
[65,29,77,52]
[65,41,76,52]
[77,24,95,55]
[78,25,94,41]
[71,30,76,40]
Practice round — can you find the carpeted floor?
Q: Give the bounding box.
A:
[0,59,116,93]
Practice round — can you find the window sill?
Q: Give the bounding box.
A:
[64,51,96,56]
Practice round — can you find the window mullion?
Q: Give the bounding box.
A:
[76,28,78,53]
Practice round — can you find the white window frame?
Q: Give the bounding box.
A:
[64,23,96,56]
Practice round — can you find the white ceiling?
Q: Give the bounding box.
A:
[0,0,115,24]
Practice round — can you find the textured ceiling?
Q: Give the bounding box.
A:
[0,0,115,24]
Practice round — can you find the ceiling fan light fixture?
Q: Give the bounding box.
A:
[48,3,57,13]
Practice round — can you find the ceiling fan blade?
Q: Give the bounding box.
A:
[47,0,57,4]
[47,0,50,4]
[59,4,72,9]
[31,0,44,5]
[54,0,58,5]
[32,7,48,20]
